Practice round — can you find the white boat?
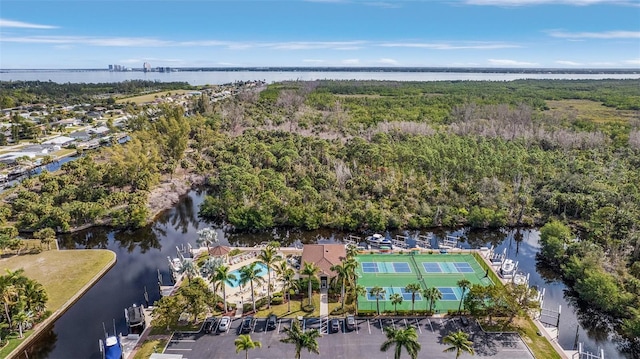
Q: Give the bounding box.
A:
[500,259,517,277]
[366,233,391,246]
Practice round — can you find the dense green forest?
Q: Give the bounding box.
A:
[0,80,192,107]
[196,79,640,348]
[1,79,639,349]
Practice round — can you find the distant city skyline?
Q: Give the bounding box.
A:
[0,0,639,69]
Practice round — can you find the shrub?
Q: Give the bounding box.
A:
[271,297,284,305]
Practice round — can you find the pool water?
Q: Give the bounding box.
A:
[228,262,269,288]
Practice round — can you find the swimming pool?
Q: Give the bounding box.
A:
[227,262,269,288]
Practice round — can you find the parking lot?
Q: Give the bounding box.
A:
[164,316,534,359]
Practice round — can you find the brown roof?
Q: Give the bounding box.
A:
[301,244,346,277]
[209,245,231,256]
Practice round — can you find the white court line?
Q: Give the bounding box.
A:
[428,319,434,332]
[367,319,371,334]
[415,319,422,334]
[277,319,282,333]
[170,339,196,343]
[166,348,194,350]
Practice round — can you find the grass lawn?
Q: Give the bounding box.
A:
[545,99,637,124]
[0,249,115,358]
[117,90,190,105]
[253,293,322,318]
[0,249,115,310]
[132,338,169,359]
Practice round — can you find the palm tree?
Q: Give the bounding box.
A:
[280,319,320,359]
[301,262,319,307]
[235,334,262,359]
[178,259,198,283]
[196,227,218,252]
[380,326,421,359]
[422,287,442,314]
[456,279,471,315]
[275,261,296,313]
[239,262,265,313]
[0,284,19,328]
[354,284,366,316]
[12,309,32,339]
[443,330,475,358]
[330,260,355,311]
[258,246,280,309]
[346,244,359,258]
[404,283,422,314]
[390,293,403,315]
[369,286,386,315]
[200,256,224,281]
[212,265,236,313]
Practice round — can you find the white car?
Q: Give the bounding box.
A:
[218,316,231,332]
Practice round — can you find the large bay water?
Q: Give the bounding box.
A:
[19,189,630,359]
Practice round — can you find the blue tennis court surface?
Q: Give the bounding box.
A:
[422,262,475,273]
[366,287,388,300]
[362,262,379,273]
[454,262,474,273]
[365,287,423,301]
[437,287,461,301]
[400,287,421,301]
[393,262,411,273]
[361,262,412,273]
[423,262,442,273]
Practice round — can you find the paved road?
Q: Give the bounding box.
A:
[164,316,534,359]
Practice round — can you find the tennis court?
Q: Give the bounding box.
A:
[356,253,492,313]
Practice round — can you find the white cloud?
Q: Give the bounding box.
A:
[0,19,58,29]
[488,59,538,66]
[548,30,640,39]
[588,61,617,66]
[364,2,402,8]
[342,59,360,65]
[555,60,583,66]
[379,42,520,50]
[303,59,326,63]
[1,35,172,47]
[464,0,637,6]
[377,58,399,65]
[624,59,640,65]
[268,41,367,50]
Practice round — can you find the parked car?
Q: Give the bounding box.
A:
[240,316,254,333]
[203,317,215,334]
[267,314,277,331]
[331,318,340,333]
[218,316,231,332]
[346,315,355,331]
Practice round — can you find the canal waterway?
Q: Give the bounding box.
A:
[21,188,630,359]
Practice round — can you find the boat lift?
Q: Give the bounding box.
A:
[393,235,409,249]
[414,234,432,249]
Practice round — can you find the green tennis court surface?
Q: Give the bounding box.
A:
[356,253,493,313]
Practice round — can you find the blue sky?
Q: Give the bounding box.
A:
[1,0,639,69]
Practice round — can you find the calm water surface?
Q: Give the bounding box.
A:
[2,70,639,85]
[20,189,632,359]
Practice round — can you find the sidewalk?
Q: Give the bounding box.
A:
[320,288,328,317]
